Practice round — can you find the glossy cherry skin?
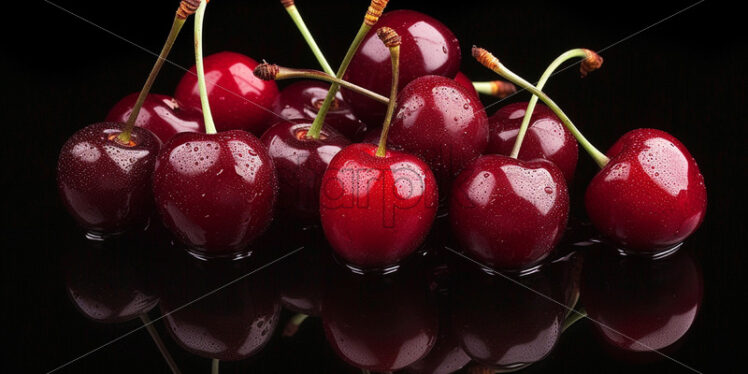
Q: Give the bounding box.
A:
[585,129,707,252]
[449,155,569,270]
[106,93,204,143]
[322,258,439,372]
[260,120,350,222]
[64,237,159,323]
[342,10,461,126]
[453,71,479,100]
[389,75,489,196]
[271,80,367,140]
[320,143,438,270]
[487,102,578,183]
[159,250,280,361]
[174,51,279,135]
[57,122,161,236]
[450,257,571,370]
[152,130,278,256]
[581,245,703,362]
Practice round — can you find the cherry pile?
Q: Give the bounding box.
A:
[57,0,707,273]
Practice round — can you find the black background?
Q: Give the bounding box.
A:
[4,0,746,372]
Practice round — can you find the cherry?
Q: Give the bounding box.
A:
[320,27,438,271]
[321,256,438,372]
[585,129,707,252]
[57,122,160,238]
[581,244,703,361]
[388,75,489,196]
[450,254,573,370]
[153,1,278,258]
[174,51,279,135]
[159,248,280,362]
[449,155,569,270]
[271,80,367,140]
[487,102,578,183]
[453,71,479,100]
[342,10,461,126]
[106,93,204,143]
[260,119,350,223]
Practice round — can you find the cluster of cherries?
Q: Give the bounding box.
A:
[57,0,707,273]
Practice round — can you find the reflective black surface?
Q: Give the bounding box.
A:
[6,0,745,373]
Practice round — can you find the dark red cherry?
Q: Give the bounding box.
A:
[487,102,578,183]
[342,10,461,126]
[271,80,367,140]
[453,71,479,100]
[57,122,161,237]
[260,120,350,223]
[319,143,438,270]
[450,256,571,369]
[581,245,702,362]
[159,250,280,361]
[174,51,279,135]
[152,130,278,258]
[449,155,569,270]
[585,129,707,253]
[64,237,158,323]
[322,259,438,372]
[106,93,204,143]
[388,75,488,196]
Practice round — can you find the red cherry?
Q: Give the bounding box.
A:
[487,102,578,183]
[57,122,161,237]
[271,80,368,140]
[389,75,489,195]
[174,51,279,135]
[342,10,461,126]
[585,129,707,252]
[159,250,280,361]
[322,259,438,372]
[581,245,702,361]
[449,155,569,270]
[260,119,350,223]
[453,71,479,100]
[450,256,572,369]
[319,143,438,270]
[152,130,278,258]
[106,93,204,143]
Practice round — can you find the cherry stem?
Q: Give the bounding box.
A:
[194,0,218,134]
[375,28,401,158]
[306,0,389,140]
[254,64,389,104]
[140,314,182,374]
[282,313,309,337]
[117,16,186,144]
[282,1,335,76]
[472,47,610,168]
[211,358,219,374]
[561,308,587,333]
[510,48,590,159]
[472,80,517,98]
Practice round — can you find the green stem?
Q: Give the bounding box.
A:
[271,67,389,104]
[283,313,309,337]
[211,358,219,374]
[489,62,610,168]
[194,0,217,134]
[118,16,186,144]
[306,22,371,140]
[376,45,399,157]
[140,314,182,374]
[510,49,588,159]
[284,4,335,76]
[562,308,587,333]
